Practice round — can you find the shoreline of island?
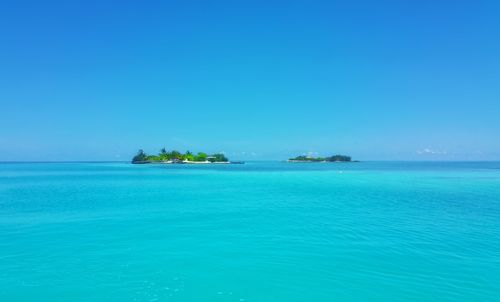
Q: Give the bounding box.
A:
[133,160,244,165]
[131,149,244,164]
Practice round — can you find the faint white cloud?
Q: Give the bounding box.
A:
[228,151,259,158]
[416,148,448,155]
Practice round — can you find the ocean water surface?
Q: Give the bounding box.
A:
[1,161,499,301]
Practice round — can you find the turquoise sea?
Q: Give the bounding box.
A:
[1,161,499,301]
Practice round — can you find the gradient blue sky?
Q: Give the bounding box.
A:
[1,0,499,161]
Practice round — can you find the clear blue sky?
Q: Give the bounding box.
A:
[1,0,499,161]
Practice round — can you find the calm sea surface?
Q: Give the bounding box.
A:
[1,161,499,301]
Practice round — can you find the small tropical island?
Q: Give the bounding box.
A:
[288,154,353,162]
[132,148,242,164]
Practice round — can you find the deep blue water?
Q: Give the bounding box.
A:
[1,161,499,301]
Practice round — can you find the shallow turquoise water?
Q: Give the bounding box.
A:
[1,162,499,301]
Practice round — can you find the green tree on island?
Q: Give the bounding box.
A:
[132,149,148,162]
[159,148,169,161]
[170,150,182,160]
[209,153,228,162]
[194,152,208,162]
[184,151,195,161]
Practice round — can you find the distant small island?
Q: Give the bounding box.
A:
[288,154,353,162]
[132,149,242,164]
